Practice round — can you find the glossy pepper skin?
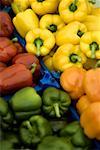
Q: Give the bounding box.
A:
[0,64,33,95]
[29,0,59,16]
[0,37,17,63]
[56,21,87,46]
[11,0,30,14]
[60,121,91,149]
[0,11,14,37]
[0,62,7,72]
[40,14,65,36]
[10,87,42,120]
[60,67,86,100]
[80,102,100,140]
[53,44,86,72]
[13,9,39,38]
[19,115,52,145]
[80,31,100,59]
[84,68,100,102]
[83,15,100,31]
[59,0,88,24]
[0,97,13,128]
[25,28,55,56]
[42,87,71,118]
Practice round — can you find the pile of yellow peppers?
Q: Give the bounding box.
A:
[12,0,100,140]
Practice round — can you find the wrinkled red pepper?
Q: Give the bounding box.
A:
[0,37,17,63]
[0,64,33,95]
[1,0,13,6]
[0,62,7,72]
[14,42,24,54]
[0,11,14,37]
[12,53,41,84]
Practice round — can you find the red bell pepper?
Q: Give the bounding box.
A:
[0,64,33,95]
[0,62,7,72]
[0,37,17,63]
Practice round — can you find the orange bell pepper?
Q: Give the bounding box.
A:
[84,68,100,102]
[60,66,86,100]
[80,102,100,140]
[76,95,90,115]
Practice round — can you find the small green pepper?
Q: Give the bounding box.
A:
[19,115,53,145]
[60,121,91,149]
[42,87,71,118]
[10,87,42,120]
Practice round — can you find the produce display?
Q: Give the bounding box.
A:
[0,0,100,149]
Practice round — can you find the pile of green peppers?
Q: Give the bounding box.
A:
[0,87,92,149]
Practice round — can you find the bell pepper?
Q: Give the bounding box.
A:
[59,0,88,24]
[29,0,59,16]
[25,28,55,56]
[0,37,17,63]
[0,11,14,37]
[10,87,42,120]
[76,95,90,115]
[80,102,100,140]
[92,7,100,15]
[83,58,98,70]
[13,42,24,54]
[56,21,87,46]
[40,14,65,35]
[84,68,100,102]
[60,121,91,149]
[1,0,13,6]
[80,31,100,59]
[43,50,55,71]
[53,44,87,72]
[11,0,30,14]
[0,97,13,129]
[0,64,33,95]
[13,9,39,38]
[37,136,73,150]
[0,62,7,72]
[83,15,100,31]
[85,0,96,14]
[42,87,71,118]
[19,115,53,145]
[60,67,86,100]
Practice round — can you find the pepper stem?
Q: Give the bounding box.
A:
[90,42,99,59]
[25,121,33,133]
[37,0,44,2]
[70,54,81,63]
[95,60,100,68]
[77,30,84,37]
[88,0,96,4]
[53,103,61,118]
[12,37,18,42]
[48,24,57,33]
[69,0,78,12]
[31,63,37,74]
[34,38,43,56]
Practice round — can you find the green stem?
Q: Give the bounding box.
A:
[34,38,43,56]
[37,0,44,2]
[88,0,96,4]
[90,42,99,59]
[95,60,100,68]
[53,103,61,118]
[69,0,78,12]
[77,30,84,37]
[47,24,57,33]
[70,54,81,63]
[12,37,18,42]
[31,63,37,74]
[25,121,33,133]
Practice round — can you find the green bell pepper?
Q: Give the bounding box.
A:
[10,87,42,120]
[60,121,92,149]
[42,87,71,118]
[19,115,53,145]
[37,136,73,150]
[0,97,13,129]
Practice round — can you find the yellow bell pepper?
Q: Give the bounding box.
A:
[83,15,100,31]
[92,7,100,15]
[56,21,87,46]
[25,28,55,56]
[11,0,30,14]
[29,0,59,15]
[13,9,39,38]
[53,44,87,72]
[59,0,88,24]
[40,14,65,35]
[85,0,96,14]
[80,31,100,59]
[43,50,55,71]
